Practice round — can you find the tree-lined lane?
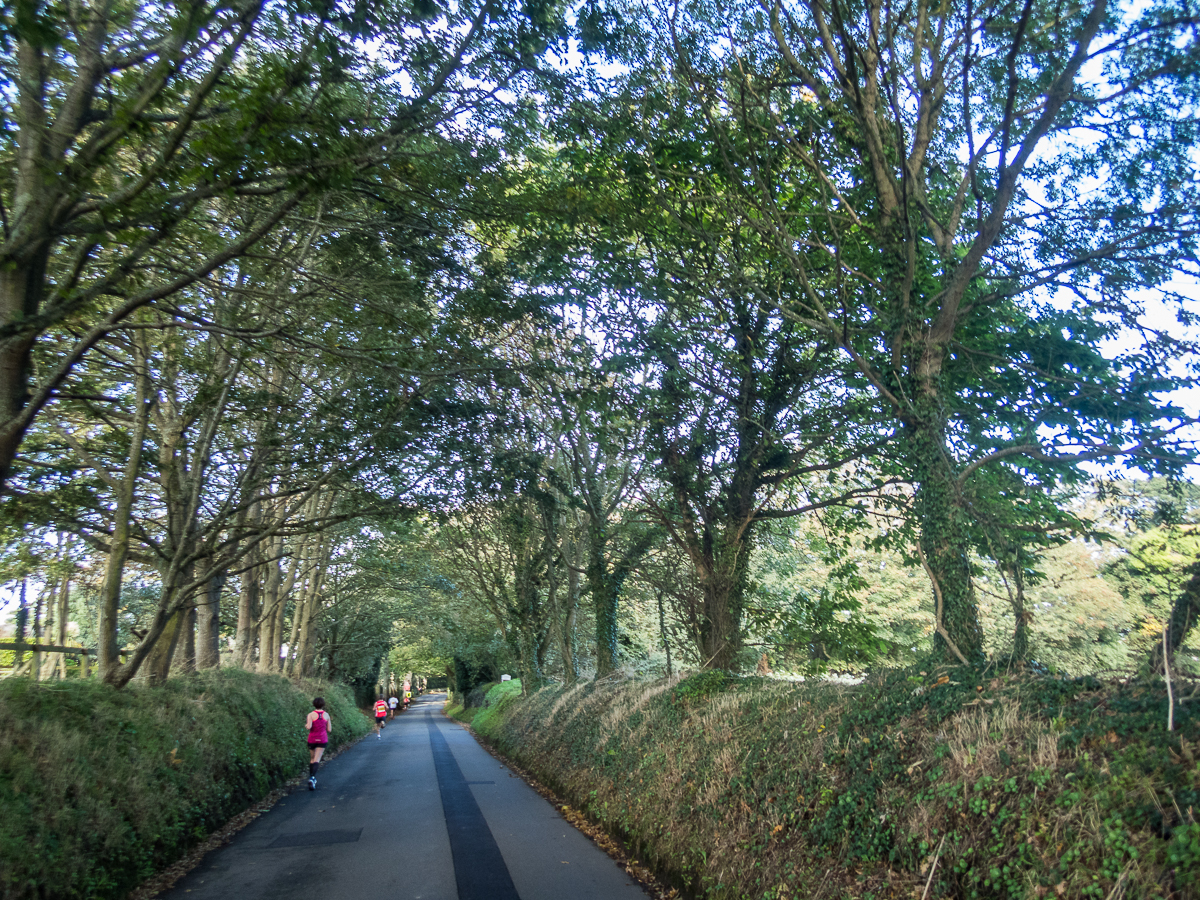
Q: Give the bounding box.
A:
[160,694,648,900]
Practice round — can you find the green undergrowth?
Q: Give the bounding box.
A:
[0,668,368,900]
[455,669,1200,900]
[446,678,523,730]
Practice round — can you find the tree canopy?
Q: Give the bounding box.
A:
[1,0,1197,688]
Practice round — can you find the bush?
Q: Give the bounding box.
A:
[468,669,1200,900]
[0,669,368,900]
[466,681,498,708]
[466,680,523,736]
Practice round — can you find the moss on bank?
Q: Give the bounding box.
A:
[454,670,1200,900]
[0,668,368,900]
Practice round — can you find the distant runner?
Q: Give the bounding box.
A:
[373,696,388,738]
[305,698,330,790]
[387,694,398,718]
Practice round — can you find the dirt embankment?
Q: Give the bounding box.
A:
[453,669,1200,900]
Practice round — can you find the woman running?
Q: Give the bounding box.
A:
[306,697,330,790]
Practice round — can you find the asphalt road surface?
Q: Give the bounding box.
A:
[159,693,649,900]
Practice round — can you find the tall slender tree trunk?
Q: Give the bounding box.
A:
[657,588,673,677]
[300,604,320,676]
[197,572,224,668]
[558,543,581,684]
[290,492,334,675]
[258,528,302,674]
[998,550,1030,662]
[273,532,308,672]
[235,565,260,667]
[55,574,70,679]
[235,504,263,668]
[283,577,304,675]
[178,606,197,674]
[256,547,282,674]
[543,506,579,684]
[38,579,56,679]
[31,580,44,680]
[289,586,310,676]
[292,552,328,677]
[281,551,315,674]
[270,592,288,673]
[98,338,152,681]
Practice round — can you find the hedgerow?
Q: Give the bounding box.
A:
[457,669,1200,900]
[0,668,368,900]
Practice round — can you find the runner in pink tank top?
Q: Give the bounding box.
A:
[305,697,330,790]
[308,708,329,743]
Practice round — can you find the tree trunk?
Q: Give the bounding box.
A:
[55,574,70,679]
[296,550,331,678]
[691,523,752,670]
[98,340,152,681]
[178,606,197,674]
[255,535,282,673]
[517,627,544,692]
[514,553,546,693]
[300,607,320,676]
[909,417,984,664]
[283,582,304,675]
[292,555,327,677]
[271,593,288,673]
[31,580,44,681]
[39,577,64,680]
[0,244,49,489]
[290,492,334,675]
[696,575,740,669]
[235,567,260,667]
[257,530,297,674]
[142,607,186,685]
[560,554,580,684]
[197,572,224,669]
[544,509,579,684]
[999,553,1030,662]
[657,588,673,678]
[589,533,620,677]
[273,535,308,672]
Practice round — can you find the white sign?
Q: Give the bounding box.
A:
[500,674,511,682]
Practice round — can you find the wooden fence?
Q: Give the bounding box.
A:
[0,642,128,679]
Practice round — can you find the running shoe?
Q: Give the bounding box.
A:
[308,776,316,791]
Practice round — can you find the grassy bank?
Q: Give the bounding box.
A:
[0,668,368,900]
[453,670,1200,900]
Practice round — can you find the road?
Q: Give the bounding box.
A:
[159,693,649,900]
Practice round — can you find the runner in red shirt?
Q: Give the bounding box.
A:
[373,696,388,739]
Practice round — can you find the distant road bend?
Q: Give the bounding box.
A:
[161,693,649,900]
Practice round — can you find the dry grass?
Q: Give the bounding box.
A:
[597,677,681,748]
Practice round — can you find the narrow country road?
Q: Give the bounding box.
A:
[159,693,649,900]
